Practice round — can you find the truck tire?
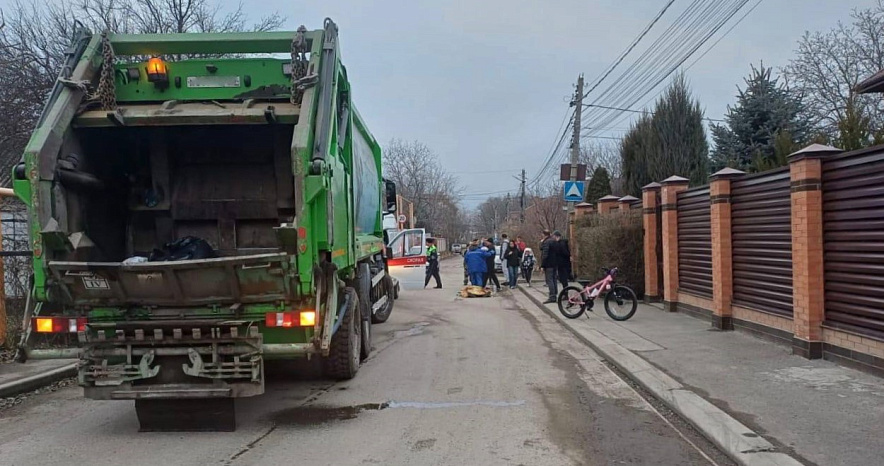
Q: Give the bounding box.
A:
[323,287,360,380]
[356,263,372,360]
[371,274,395,324]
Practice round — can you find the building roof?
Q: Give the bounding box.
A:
[856,69,884,94]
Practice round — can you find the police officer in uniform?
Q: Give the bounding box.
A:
[424,238,442,289]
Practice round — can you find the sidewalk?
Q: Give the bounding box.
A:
[0,359,76,398]
[520,284,884,466]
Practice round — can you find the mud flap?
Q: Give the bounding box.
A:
[135,398,235,432]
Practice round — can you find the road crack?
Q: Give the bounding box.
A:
[222,383,337,465]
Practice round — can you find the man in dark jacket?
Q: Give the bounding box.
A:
[540,230,557,303]
[553,231,571,289]
[504,242,522,289]
[424,238,442,289]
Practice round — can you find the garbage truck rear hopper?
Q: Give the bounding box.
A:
[12,19,408,430]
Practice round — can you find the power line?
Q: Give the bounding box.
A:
[582,0,676,100]
[529,109,574,187]
[450,169,521,175]
[531,0,753,190]
[685,0,764,71]
[582,103,725,122]
[582,0,738,132]
[581,0,750,136]
[592,1,762,136]
[460,189,515,198]
[581,0,734,129]
[580,0,711,126]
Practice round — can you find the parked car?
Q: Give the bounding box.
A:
[494,245,503,273]
[452,244,463,254]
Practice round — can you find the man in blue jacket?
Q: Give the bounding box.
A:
[464,244,494,286]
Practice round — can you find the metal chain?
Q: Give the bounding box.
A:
[290,25,309,105]
[90,32,117,110]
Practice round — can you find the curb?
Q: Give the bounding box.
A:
[0,363,77,398]
[517,286,803,466]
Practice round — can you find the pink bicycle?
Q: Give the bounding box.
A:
[557,267,638,320]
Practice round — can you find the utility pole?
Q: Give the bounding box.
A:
[568,74,585,217]
[505,193,511,223]
[519,168,526,223]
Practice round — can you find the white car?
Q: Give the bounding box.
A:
[494,246,503,273]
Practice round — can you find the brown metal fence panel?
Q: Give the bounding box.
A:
[730,167,793,317]
[677,186,712,297]
[823,147,884,339]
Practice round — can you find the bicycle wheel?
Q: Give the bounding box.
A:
[604,285,638,321]
[557,286,587,319]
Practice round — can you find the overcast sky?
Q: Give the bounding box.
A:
[257,0,872,206]
[5,0,878,206]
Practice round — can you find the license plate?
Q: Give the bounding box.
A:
[82,277,110,290]
[186,76,241,88]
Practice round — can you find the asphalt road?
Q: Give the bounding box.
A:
[0,261,717,465]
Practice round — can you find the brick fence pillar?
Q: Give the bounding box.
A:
[642,183,661,302]
[789,144,842,359]
[575,202,594,217]
[661,176,690,312]
[618,195,639,212]
[709,168,745,330]
[597,195,620,214]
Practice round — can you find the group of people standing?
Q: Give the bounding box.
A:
[425,231,571,298]
[462,234,539,292]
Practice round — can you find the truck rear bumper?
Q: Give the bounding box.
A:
[72,322,266,399]
[25,343,317,360]
[85,382,257,400]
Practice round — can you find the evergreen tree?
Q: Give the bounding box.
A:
[836,98,875,151]
[621,114,656,196]
[585,167,612,203]
[651,74,708,187]
[711,64,807,172]
[621,74,708,195]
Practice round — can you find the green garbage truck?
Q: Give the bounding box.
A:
[12,18,400,430]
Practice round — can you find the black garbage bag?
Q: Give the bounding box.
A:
[149,236,216,262]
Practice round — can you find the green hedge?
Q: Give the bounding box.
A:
[574,210,645,297]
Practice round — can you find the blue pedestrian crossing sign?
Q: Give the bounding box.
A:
[563,181,585,202]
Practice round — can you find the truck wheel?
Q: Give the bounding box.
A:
[356,263,372,360]
[371,274,395,324]
[323,287,360,380]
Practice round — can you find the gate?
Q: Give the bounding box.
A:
[730,168,792,316]
[677,186,712,298]
[1,206,34,346]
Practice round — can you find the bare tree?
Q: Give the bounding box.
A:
[579,141,621,179]
[0,0,283,186]
[580,140,623,196]
[382,139,462,237]
[473,196,508,237]
[783,2,884,139]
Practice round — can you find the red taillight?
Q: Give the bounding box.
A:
[265,311,315,328]
[33,317,86,333]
